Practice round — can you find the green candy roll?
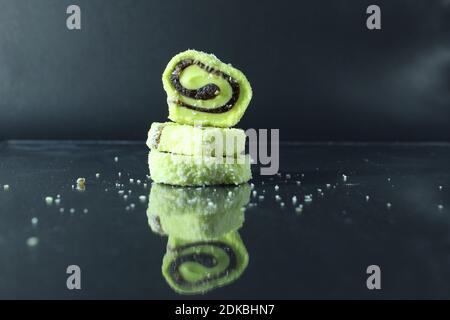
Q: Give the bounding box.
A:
[147,122,246,157]
[162,50,253,128]
[148,150,252,186]
[162,231,249,295]
[147,183,250,240]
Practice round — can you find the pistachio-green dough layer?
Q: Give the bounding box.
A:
[163,50,253,128]
[148,150,252,186]
[162,231,249,295]
[147,122,246,157]
[147,183,250,240]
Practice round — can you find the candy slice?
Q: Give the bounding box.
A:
[148,150,252,186]
[162,231,249,295]
[147,183,250,240]
[147,122,246,157]
[162,50,253,128]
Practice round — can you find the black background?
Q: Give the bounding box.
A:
[0,0,449,141]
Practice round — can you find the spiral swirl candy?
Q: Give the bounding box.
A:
[162,50,253,128]
[162,232,249,295]
[148,150,251,186]
[147,122,247,158]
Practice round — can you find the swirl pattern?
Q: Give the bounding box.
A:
[169,59,240,114]
[168,241,237,289]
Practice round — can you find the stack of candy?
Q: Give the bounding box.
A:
[147,50,253,186]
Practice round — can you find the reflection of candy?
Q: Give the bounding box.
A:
[147,183,250,240]
[148,150,251,186]
[163,50,253,128]
[169,241,236,287]
[147,122,246,158]
[147,183,250,294]
[163,232,248,295]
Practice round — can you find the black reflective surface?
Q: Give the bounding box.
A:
[0,141,449,299]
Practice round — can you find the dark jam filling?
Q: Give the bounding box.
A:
[168,241,237,288]
[169,59,240,114]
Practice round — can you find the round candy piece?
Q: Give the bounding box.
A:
[148,150,252,186]
[162,50,253,128]
[147,122,246,157]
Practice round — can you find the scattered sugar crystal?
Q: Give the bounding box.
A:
[250,183,255,189]
[56,194,61,199]
[123,195,128,200]
[26,237,39,247]
[342,174,348,182]
[54,198,61,206]
[76,178,86,191]
[118,190,124,195]
[252,191,257,197]
[295,205,304,213]
[304,195,313,203]
[274,185,279,191]
[129,179,134,184]
[118,172,122,177]
[95,173,100,178]
[386,202,392,209]
[296,181,301,186]
[59,208,65,213]
[70,208,75,213]
[438,204,444,211]
[114,156,119,162]
[143,183,147,188]
[139,195,147,203]
[280,202,285,207]
[326,184,331,188]
[83,208,88,214]
[292,196,298,205]
[31,217,38,225]
[3,184,10,191]
[275,195,282,201]
[438,186,443,191]
[130,203,136,210]
[137,180,141,185]
[365,195,370,201]
[286,174,291,179]
[258,195,265,200]
[45,197,54,205]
